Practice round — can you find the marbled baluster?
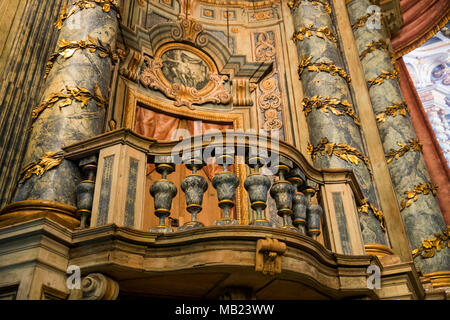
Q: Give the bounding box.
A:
[179,150,208,230]
[213,147,239,225]
[270,163,296,232]
[76,155,97,229]
[244,154,272,227]
[149,156,177,233]
[346,0,450,273]
[288,168,308,234]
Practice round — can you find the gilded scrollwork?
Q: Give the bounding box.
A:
[292,25,337,43]
[298,56,351,83]
[45,37,125,78]
[254,32,283,130]
[19,152,64,184]
[171,18,209,48]
[302,95,360,126]
[385,139,422,164]
[55,0,121,29]
[375,102,409,122]
[32,84,107,121]
[307,137,370,168]
[400,182,438,211]
[288,0,331,14]
[411,227,449,259]
[358,199,386,232]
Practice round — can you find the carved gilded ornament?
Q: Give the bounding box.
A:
[255,238,286,275]
[412,227,449,259]
[254,32,283,130]
[139,44,231,109]
[307,137,370,168]
[171,18,209,48]
[385,139,422,164]
[351,13,373,31]
[375,102,409,122]
[298,56,351,83]
[292,25,337,43]
[288,0,331,14]
[400,183,438,211]
[45,37,125,78]
[302,95,360,126]
[32,84,107,121]
[358,199,386,232]
[54,0,121,29]
[19,152,63,184]
[368,69,399,87]
[250,10,274,21]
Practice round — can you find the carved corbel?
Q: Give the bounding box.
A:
[255,238,286,275]
[119,49,144,82]
[232,78,253,106]
[68,273,119,300]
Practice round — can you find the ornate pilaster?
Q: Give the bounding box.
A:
[12,1,121,219]
[288,0,387,245]
[346,0,450,274]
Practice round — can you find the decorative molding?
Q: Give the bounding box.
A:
[45,37,125,78]
[255,237,286,275]
[302,95,360,126]
[400,182,438,211]
[68,273,119,300]
[232,79,253,106]
[412,227,449,259]
[171,18,209,48]
[32,84,107,121]
[375,102,409,123]
[358,199,386,232]
[288,0,331,14]
[385,139,422,164]
[298,56,351,83]
[292,25,337,43]
[54,0,121,30]
[19,152,64,184]
[307,137,370,168]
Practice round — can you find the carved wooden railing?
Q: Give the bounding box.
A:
[63,129,367,255]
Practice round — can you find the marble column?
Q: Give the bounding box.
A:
[346,0,450,274]
[14,2,120,207]
[288,0,387,246]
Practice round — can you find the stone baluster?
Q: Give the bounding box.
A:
[149,156,177,233]
[179,150,208,230]
[244,153,272,227]
[270,162,296,231]
[288,168,308,234]
[76,155,97,229]
[303,185,322,240]
[212,147,239,225]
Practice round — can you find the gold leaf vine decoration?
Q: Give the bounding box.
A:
[307,137,370,168]
[400,182,438,211]
[288,0,332,14]
[45,36,125,78]
[358,199,386,232]
[302,95,360,126]
[32,84,107,121]
[359,39,389,60]
[19,152,64,184]
[292,25,337,43]
[385,139,422,164]
[367,69,399,87]
[55,0,121,30]
[412,227,449,259]
[298,56,351,83]
[375,102,409,123]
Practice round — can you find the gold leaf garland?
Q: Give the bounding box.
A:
[307,137,370,167]
[288,0,332,14]
[351,13,372,30]
[359,39,389,60]
[385,139,422,164]
[367,69,399,87]
[298,56,351,83]
[412,227,449,259]
[292,25,337,43]
[358,199,386,232]
[55,0,121,30]
[375,102,409,123]
[19,152,64,184]
[32,84,107,121]
[44,36,125,78]
[302,95,360,126]
[400,183,438,211]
